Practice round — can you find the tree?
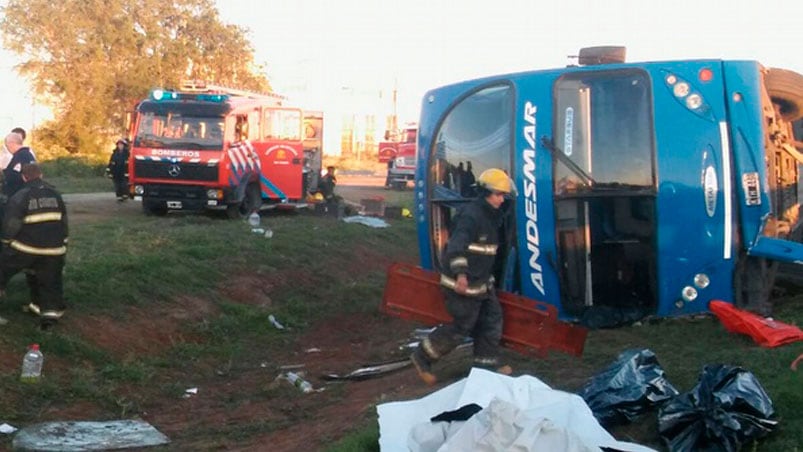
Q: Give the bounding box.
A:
[0,0,271,156]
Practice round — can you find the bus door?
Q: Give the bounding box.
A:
[550,69,658,319]
[426,84,516,289]
[259,108,304,201]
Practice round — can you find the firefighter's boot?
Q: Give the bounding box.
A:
[474,357,512,376]
[410,348,437,386]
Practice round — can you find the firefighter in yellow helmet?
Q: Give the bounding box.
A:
[411,168,514,385]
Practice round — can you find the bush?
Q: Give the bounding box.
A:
[40,156,107,178]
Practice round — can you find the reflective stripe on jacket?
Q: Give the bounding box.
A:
[439,197,502,295]
[2,178,68,255]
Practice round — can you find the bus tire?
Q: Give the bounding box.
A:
[765,68,803,122]
[733,254,777,317]
[226,183,262,219]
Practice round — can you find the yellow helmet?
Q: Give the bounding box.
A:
[477,168,513,194]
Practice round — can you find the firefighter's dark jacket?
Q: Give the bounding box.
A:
[1,178,68,256]
[440,196,501,296]
[3,147,36,197]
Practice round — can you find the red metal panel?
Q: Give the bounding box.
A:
[381,263,587,358]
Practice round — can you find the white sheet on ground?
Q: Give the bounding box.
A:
[377,368,656,452]
[342,215,390,228]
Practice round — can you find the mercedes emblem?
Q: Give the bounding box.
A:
[168,164,181,177]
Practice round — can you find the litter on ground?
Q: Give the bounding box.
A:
[12,420,170,451]
[342,215,390,228]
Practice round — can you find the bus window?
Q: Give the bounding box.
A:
[428,84,514,272]
[554,69,655,191]
[431,85,513,199]
[552,69,657,315]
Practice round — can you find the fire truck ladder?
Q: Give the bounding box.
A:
[179,80,286,102]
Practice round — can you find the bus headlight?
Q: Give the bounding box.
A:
[134,185,145,195]
[673,82,690,97]
[693,273,710,289]
[207,189,222,199]
[682,286,698,302]
[686,94,703,110]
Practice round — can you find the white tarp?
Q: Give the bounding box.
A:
[377,368,656,452]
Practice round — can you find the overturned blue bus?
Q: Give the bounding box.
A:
[413,47,803,322]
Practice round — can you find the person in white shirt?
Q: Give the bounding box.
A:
[0,143,12,170]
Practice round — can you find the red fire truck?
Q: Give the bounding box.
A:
[379,123,417,189]
[128,82,322,217]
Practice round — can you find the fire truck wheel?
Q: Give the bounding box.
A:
[226,183,262,219]
[765,67,803,122]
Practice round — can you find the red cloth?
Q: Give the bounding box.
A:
[709,300,803,348]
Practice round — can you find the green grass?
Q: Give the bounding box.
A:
[0,207,421,449]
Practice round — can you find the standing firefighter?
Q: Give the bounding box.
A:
[410,168,514,385]
[0,164,68,330]
[107,138,129,201]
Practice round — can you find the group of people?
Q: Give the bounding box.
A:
[0,128,69,330]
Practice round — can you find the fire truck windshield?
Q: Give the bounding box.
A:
[134,112,224,151]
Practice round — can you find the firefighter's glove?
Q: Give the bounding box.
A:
[455,274,469,295]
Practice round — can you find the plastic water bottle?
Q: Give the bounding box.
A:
[20,344,44,383]
[248,212,260,228]
[286,371,313,393]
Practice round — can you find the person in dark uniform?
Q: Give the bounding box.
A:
[318,166,337,201]
[107,138,130,201]
[0,163,69,330]
[410,168,515,385]
[2,132,36,198]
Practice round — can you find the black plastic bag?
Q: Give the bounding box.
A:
[579,348,678,426]
[658,365,777,452]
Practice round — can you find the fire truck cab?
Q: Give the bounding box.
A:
[129,82,322,218]
[381,124,418,190]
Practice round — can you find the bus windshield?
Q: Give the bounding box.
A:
[553,69,655,195]
[134,113,224,151]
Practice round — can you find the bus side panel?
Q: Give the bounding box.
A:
[512,75,563,313]
[721,62,772,249]
[650,61,735,316]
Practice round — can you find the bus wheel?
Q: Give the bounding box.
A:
[765,68,803,122]
[226,183,262,219]
[141,199,167,216]
[733,254,778,317]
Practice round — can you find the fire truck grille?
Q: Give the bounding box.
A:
[134,160,219,182]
